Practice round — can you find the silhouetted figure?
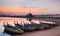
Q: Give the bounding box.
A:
[26,13,33,18]
[26,13,33,23]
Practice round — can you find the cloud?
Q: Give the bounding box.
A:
[0,0,60,14]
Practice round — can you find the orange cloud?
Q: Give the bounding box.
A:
[0,7,60,14]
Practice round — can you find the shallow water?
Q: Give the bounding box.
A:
[0,17,39,36]
[0,17,24,36]
[0,17,60,36]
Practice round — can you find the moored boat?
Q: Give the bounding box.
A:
[3,23,24,35]
[15,22,36,31]
[35,24,50,30]
[23,24,36,31]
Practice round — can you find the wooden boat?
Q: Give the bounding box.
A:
[42,24,51,29]
[23,24,36,31]
[15,23,24,29]
[3,24,24,35]
[15,23,36,31]
[35,24,51,30]
[41,23,58,27]
[35,24,44,30]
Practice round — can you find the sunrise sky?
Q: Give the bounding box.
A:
[0,0,60,15]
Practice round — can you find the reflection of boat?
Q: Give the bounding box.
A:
[3,23,24,35]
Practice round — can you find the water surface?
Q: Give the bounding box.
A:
[0,17,60,36]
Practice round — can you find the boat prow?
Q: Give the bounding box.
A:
[3,24,24,35]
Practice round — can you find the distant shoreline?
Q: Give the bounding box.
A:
[0,16,60,19]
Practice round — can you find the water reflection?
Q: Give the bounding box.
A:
[0,17,36,36]
[0,17,27,36]
[0,17,58,36]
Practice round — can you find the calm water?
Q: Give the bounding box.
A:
[0,17,59,36]
[0,17,39,36]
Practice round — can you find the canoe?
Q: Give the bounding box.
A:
[15,23,23,29]
[35,24,51,30]
[41,23,58,27]
[35,24,45,30]
[3,24,24,35]
[24,24,36,31]
[43,24,51,29]
[15,24,36,31]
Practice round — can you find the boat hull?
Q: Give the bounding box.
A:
[4,28,24,35]
[3,24,24,35]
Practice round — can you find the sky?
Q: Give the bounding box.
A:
[0,0,60,15]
